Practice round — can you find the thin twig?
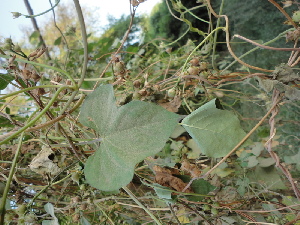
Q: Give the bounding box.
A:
[233,34,300,52]
[122,186,163,225]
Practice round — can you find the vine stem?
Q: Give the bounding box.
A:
[0,85,71,100]
[181,95,282,192]
[122,186,163,225]
[23,0,60,18]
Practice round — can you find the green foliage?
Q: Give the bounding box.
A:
[79,84,179,191]
[0,74,14,90]
[42,203,59,225]
[1,0,300,224]
[182,98,247,158]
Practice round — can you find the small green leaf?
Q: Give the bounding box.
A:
[0,74,14,90]
[43,203,59,225]
[80,215,91,225]
[181,99,247,158]
[53,36,62,45]
[152,183,175,203]
[80,84,179,191]
[249,166,286,190]
[179,175,216,202]
[29,31,40,42]
[5,107,10,114]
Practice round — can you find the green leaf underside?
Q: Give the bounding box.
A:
[181,99,247,158]
[79,85,179,191]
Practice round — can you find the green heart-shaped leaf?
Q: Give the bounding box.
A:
[79,85,179,191]
[181,99,247,158]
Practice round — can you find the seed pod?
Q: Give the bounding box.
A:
[138,89,147,96]
[114,61,126,75]
[167,88,176,98]
[35,47,47,58]
[28,48,40,58]
[72,214,80,223]
[166,47,172,54]
[133,80,141,89]
[199,62,209,71]
[22,69,31,80]
[132,91,141,100]
[187,66,200,75]
[214,91,224,98]
[66,80,72,86]
[190,58,200,66]
[53,75,62,83]
[33,88,46,96]
[31,71,41,82]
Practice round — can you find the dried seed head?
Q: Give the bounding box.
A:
[71,196,81,204]
[166,47,172,54]
[52,101,59,107]
[22,69,31,80]
[199,62,209,71]
[65,80,72,86]
[28,48,40,58]
[35,47,47,58]
[187,66,200,75]
[72,214,80,223]
[167,88,176,98]
[36,88,46,96]
[53,75,62,83]
[31,71,41,82]
[286,28,300,42]
[133,80,141,89]
[80,203,88,211]
[114,61,126,75]
[138,89,147,96]
[190,58,200,66]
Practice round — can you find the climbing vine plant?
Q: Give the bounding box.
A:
[0,0,300,224]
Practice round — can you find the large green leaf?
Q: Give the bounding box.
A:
[181,99,247,158]
[79,85,179,191]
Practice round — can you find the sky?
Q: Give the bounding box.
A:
[0,0,161,41]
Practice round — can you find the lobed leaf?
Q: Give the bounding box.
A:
[181,99,247,158]
[79,85,179,191]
